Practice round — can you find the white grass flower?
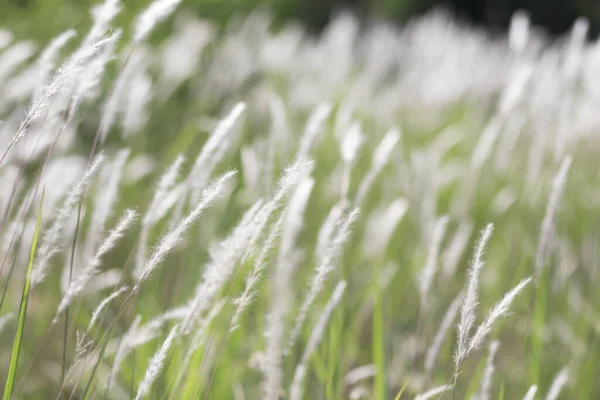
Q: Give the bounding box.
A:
[70,34,119,110]
[134,325,179,400]
[276,177,315,280]
[289,281,346,400]
[128,307,189,349]
[442,220,474,278]
[355,128,400,204]
[182,199,265,335]
[545,368,568,400]
[136,154,185,275]
[54,209,137,323]
[509,11,530,53]
[87,286,128,333]
[414,385,452,400]
[286,207,359,354]
[362,198,408,258]
[84,0,122,47]
[454,223,494,370]
[4,32,120,160]
[466,278,531,354]
[0,42,35,86]
[419,215,449,311]
[134,170,235,285]
[32,153,106,287]
[0,313,14,335]
[187,103,245,198]
[523,385,537,400]
[171,300,225,392]
[535,155,572,282]
[86,149,129,255]
[259,178,316,391]
[344,365,377,386]
[340,122,364,199]
[231,212,285,333]
[32,30,77,103]
[297,103,332,158]
[197,164,306,334]
[134,0,182,44]
[315,201,347,262]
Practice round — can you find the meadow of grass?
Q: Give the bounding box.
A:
[0,1,598,399]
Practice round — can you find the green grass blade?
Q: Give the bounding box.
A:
[372,289,386,400]
[2,187,44,400]
[393,374,410,400]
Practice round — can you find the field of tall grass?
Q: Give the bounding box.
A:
[0,0,598,398]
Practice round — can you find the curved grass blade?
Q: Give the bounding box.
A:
[393,374,410,400]
[3,187,45,400]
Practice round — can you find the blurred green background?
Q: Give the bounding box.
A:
[1,0,600,43]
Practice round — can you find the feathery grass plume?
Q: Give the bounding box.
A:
[134,171,235,286]
[83,0,122,47]
[60,331,93,389]
[545,368,568,400]
[466,277,531,354]
[297,103,332,158]
[2,32,120,162]
[414,385,452,400]
[339,122,364,199]
[187,103,245,198]
[442,221,474,278]
[344,365,377,386]
[134,325,179,400]
[0,313,14,335]
[355,128,400,204]
[85,149,129,255]
[424,292,463,374]
[256,215,289,400]
[289,281,346,400]
[261,178,315,386]
[70,33,119,112]
[136,154,185,274]
[133,0,181,44]
[181,200,265,335]
[31,153,106,287]
[268,94,291,161]
[470,118,503,171]
[523,385,537,400]
[171,300,225,396]
[363,198,408,258]
[286,207,359,354]
[31,30,77,102]
[315,201,347,262]
[276,177,315,283]
[98,50,135,143]
[454,223,494,370]
[53,209,137,324]
[535,155,572,282]
[419,215,449,311]
[87,286,128,333]
[0,42,35,86]
[183,159,311,333]
[509,10,530,53]
[122,307,189,351]
[231,211,285,333]
[475,341,500,400]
